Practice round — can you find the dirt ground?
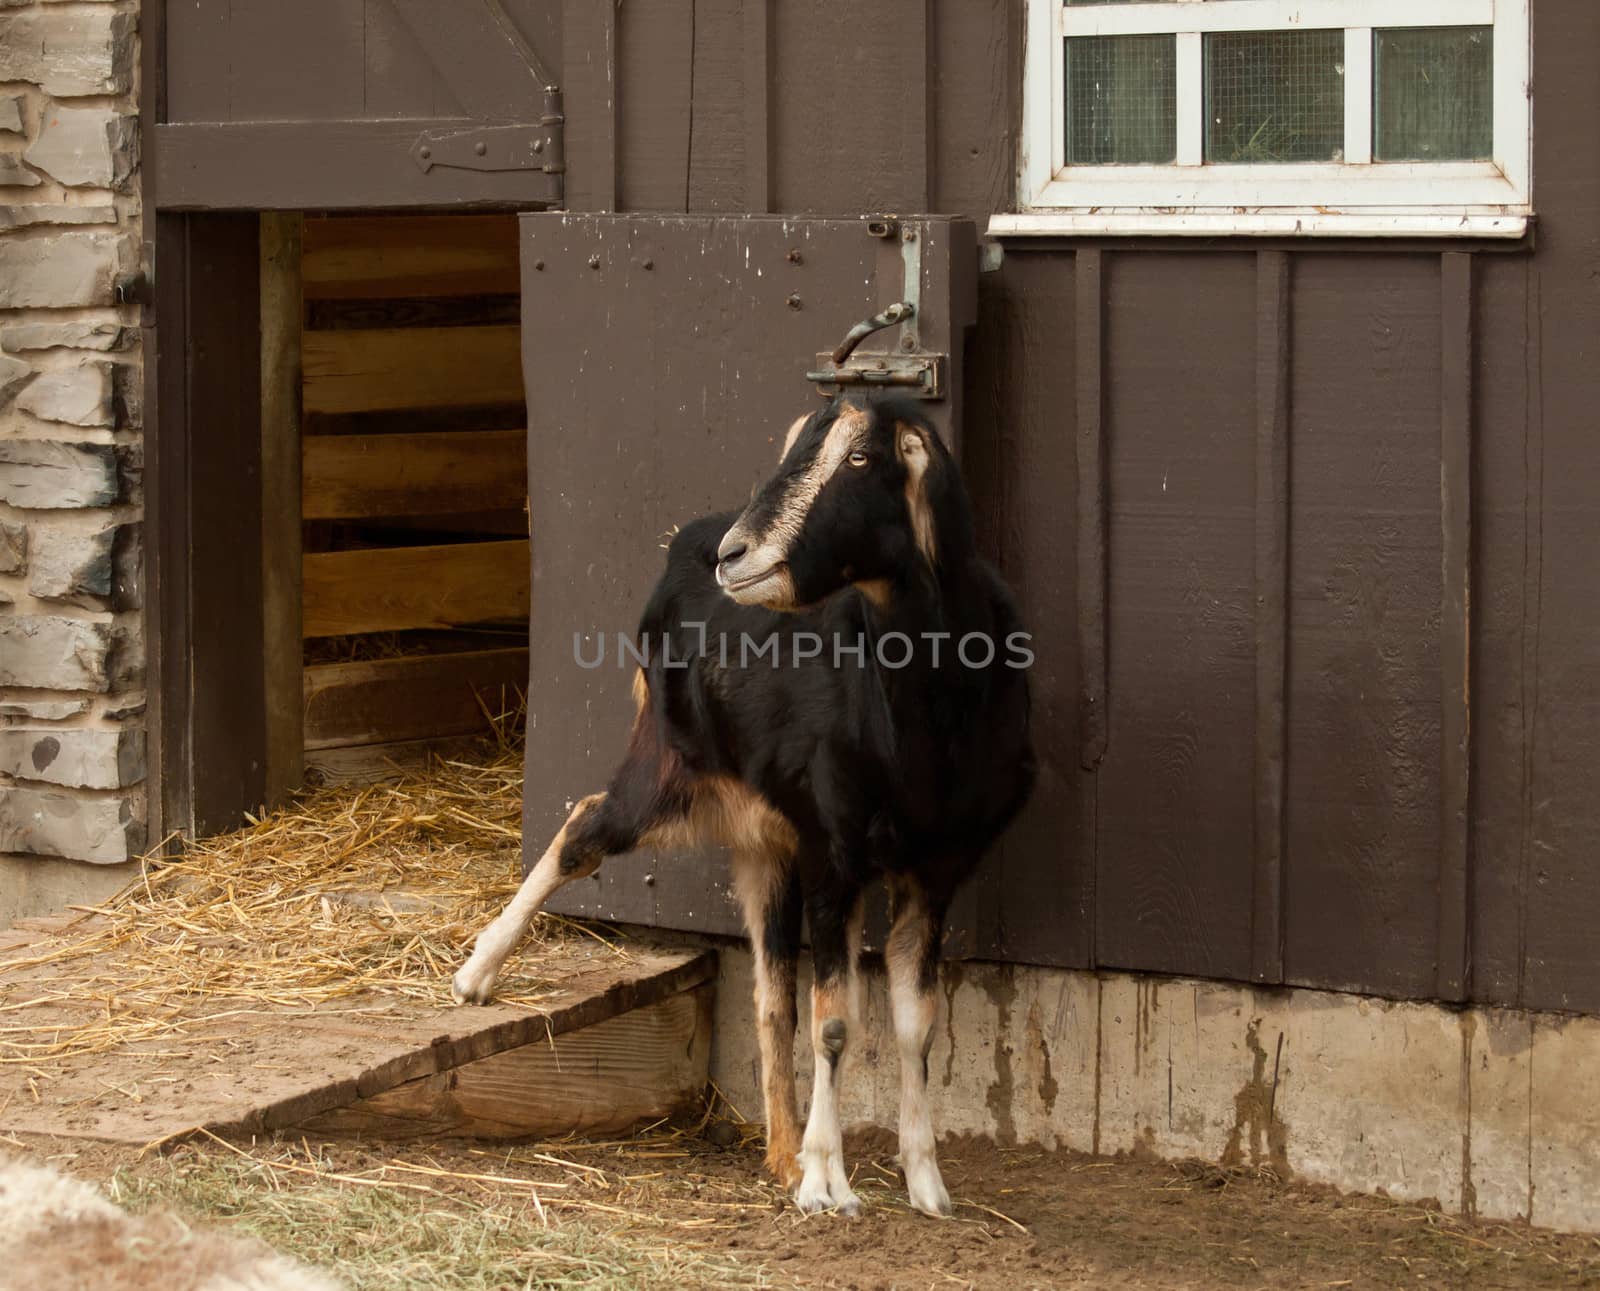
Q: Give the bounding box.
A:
[9,1121,1598,1291]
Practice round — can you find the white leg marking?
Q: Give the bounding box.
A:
[891,967,952,1217]
[451,795,602,1004]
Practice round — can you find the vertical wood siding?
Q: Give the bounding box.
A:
[154,0,1600,1014]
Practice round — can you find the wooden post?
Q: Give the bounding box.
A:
[260,213,304,806]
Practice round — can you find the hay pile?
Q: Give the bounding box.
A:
[0,730,598,1069]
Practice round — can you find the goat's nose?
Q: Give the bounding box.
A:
[718,535,749,565]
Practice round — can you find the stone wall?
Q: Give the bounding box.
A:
[0,1,145,920]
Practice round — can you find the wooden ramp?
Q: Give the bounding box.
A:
[0,915,714,1147]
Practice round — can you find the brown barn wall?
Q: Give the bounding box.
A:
[148,0,1600,1016]
[535,0,1600,1017]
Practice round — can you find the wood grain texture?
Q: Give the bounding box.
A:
[302,430,527,520]
[303,648,529,750]
[1519,2,1600,1015]
[1094,253,1257,983]
[1437,251,1474,1002]
[303,326,523,414]
[964,254,1089,967]
[298,985,713,1139]
[1252,250,1290,984]
[389,0,552,120]
[770,0,931,214]
[260,213,305,806]
[1465,254,1532,1009]
[617,0,695,212]
[561,0,617,211]
[742,0,774,212]
[303,215,521,300]
[153,122,561,211]
[1283,255,1442,1000]
[302,540,530,638]
[1074,250,1107,772]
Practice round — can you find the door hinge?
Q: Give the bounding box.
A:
[410,89,566,184]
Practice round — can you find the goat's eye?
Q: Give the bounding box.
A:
[847,450,870,468]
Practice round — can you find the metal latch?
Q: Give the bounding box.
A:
[805,302,947,399]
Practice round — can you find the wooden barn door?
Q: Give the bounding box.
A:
[154,1,563,210]
[519,215,976,938]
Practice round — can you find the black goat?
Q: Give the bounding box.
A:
[454,393,1035,1217]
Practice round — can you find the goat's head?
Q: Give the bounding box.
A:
[716,395,958,611]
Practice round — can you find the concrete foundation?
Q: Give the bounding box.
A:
[0,853,135,928]
[699,939,1600,1235]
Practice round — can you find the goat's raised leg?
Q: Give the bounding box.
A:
[732,852,804,1191]
[795,885,865,1216]
[452,793,610,1004]
[886,875,953,1217]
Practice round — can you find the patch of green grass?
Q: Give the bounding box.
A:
[110,1153,782,1291]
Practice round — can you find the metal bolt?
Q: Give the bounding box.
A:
[533,139,545,154]
[787,293,802,310]
[419,146,432,160]
[903,228,918,242]
[534,259,545,271]
[474,140,488,157]
[787,248,803,264]
[902,335,918,352]
[642,259,654,270]
[588,254,601,269]
[644,873,656,886]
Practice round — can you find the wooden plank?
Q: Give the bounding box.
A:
[1516,4,1600,1015]
[1283,254,1443,1000]
[562,0,618,211]
[1093,252,1257,983]
[0,941,717,1144]
[302,540,530,638]
[297,984,713,1139]
[742,0,774,212]
[303,648,529,750]
[389,0,553,121]
[302,214,521,300]
[1437,251,1474,1003]
[260,212,305,807]
[1074,249,1108,771]
[154,122,561,211]
[617,0,695,212]
[302,326,523,415]
[187,215,268,836]
[1252,250,1290,984]
[302,430,527,520]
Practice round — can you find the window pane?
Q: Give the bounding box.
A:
[1374,27,1492,161]
[1205,30,1344,164]
[1065,35,1176,165]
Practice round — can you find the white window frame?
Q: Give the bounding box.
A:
[991,0,1532,239]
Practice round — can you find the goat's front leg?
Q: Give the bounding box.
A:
[452,793,606,1004]
[795,884,865,1216]
[887,875,953,1217]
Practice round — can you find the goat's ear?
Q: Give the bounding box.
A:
[779,413,809,462]
[895,421,938,567]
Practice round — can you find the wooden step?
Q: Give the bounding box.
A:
[0,939,716,1147]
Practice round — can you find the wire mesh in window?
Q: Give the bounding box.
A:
[1374,27,1493,162]
[1205,30,1345,164]
[1065,35,1176,165]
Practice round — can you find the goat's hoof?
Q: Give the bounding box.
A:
[794,1179,861,1217]
[904,1163,952,1217]
[450,961,496,1005]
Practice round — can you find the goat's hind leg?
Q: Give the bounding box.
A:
[452,793,613,1004]
[887,874,953,1217]
[795,883,865,1216]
